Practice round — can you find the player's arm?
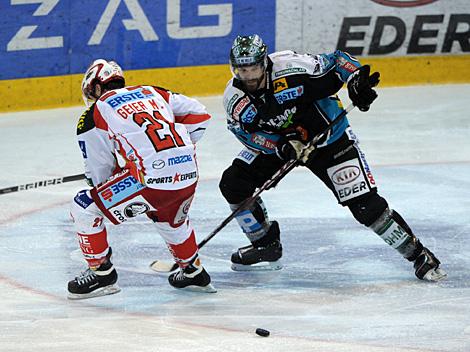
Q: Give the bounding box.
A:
[166,90,211,144]
[319,51,380,111]
[303,50,378,106]
[76,106,117,186]
[223,86,280,154]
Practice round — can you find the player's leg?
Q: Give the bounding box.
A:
[308,131,446,281]
[349,193,446,281]
[68,170,150,299]
[219,148,284,271]
[68,189,120,299]
[146,186,216,292]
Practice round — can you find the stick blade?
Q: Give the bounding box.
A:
[149,260,178,273]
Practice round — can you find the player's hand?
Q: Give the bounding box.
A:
[347,65,380,112]
[240,120,261,133]
[238,109,262,133]
[275,126,316,164]
[275,139,315,164]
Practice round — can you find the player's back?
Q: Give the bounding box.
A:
[95,85,198,190]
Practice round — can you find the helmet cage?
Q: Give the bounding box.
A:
[230,34,268,80]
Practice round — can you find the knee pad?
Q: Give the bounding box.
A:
[219,162,257,204]
[70,189,104,234]
[348,192,388,227]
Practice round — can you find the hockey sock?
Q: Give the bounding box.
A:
[167,230,198,268]
[230,197,271,243]
[369,208,421,259]
[77,228,110,267]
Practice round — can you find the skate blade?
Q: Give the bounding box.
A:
[67,285,121,300]
[231,260,283,272]
[149,260,178,273]
[176,283,217,293]
[423,267,447,282]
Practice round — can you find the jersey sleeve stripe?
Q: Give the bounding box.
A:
[151,86,171,103]
[174,113,211,124]
[93,106,109,131]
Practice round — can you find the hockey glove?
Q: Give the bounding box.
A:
[275,126,316,164]
[347,65,380,112]
[276,140,316,164]
[240,121,261,133]
[238,110,262,133]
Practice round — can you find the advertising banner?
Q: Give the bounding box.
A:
[0,0,275,80]
[276,0,470,56]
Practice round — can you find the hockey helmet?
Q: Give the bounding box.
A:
[81,59,125,106]
[229,34,268,79]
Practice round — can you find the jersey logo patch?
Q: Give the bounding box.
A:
[273,78,288,93]
[236,149,258,164]
[337,56,357,73]
[233,96,250,121]
[274,86,304,104]
[274,67,307,77]
[105,88,154,108]
[225,94,240,116]
[240,105,257,123]
[251,134,277,150]
[264,106,297,129]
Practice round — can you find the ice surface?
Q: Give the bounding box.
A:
[1,85,469,352]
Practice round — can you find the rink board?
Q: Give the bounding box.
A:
[0,0,469,112]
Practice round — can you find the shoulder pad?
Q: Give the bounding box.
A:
[270,51,325,78]
[151,85,172,94]
[76,105,96,134]
[223,81,245,117]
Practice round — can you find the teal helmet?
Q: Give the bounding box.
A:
[229,34,268,79]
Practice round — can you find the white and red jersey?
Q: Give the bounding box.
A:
[76,85,211,190]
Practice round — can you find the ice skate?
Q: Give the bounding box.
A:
[67,258,120,300]
[413,247,447,282]
[231,221,283,271]
[168,258,216,293]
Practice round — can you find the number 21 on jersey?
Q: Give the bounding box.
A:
[133,110,185,152]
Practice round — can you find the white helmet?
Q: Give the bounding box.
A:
[81,59,125,106]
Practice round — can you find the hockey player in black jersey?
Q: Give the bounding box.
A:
[219,34,446,281]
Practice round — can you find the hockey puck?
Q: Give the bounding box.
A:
[255,328,270,337]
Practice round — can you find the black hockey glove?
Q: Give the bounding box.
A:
[238,111,263,133]
[240,120,261,133]
[347,65,380,112]
[275,126,316,164]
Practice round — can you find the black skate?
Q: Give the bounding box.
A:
[67,256,120,300]
[413,247,447,282]
[168,258,216,293]
[231,221,283,271]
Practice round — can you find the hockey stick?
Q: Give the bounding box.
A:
[0,173,86,195]
[150,103,355,273]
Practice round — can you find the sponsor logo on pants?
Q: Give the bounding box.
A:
[327,159,371,202]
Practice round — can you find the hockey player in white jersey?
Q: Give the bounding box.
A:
[68,59,214,299]
[219,34,446,282]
